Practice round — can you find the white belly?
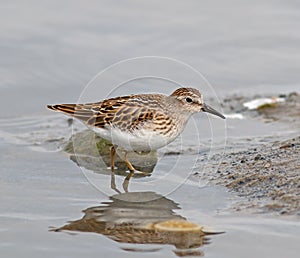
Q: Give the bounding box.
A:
[92,126,175,152]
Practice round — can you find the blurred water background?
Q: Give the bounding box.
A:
[1,0,300,117]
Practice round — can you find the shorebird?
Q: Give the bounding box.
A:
[47,87,225,175]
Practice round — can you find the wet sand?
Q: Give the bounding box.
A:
[200,92,300,216]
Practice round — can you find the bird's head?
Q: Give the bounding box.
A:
[170,87,225,119]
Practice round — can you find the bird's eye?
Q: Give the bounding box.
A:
[185,97,193,103]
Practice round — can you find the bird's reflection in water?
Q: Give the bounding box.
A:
[53,192,221,257]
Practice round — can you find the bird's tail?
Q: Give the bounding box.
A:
[47,104,77,115]
[47,103,97,124]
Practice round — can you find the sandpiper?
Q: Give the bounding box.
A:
[47,87,225,174]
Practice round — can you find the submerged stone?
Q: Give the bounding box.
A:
[64,129,158,174]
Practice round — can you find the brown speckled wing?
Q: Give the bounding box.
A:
[47,94,172,134]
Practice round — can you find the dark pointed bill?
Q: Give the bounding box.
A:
[202,103,225,119]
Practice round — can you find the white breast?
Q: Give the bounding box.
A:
[92,126,174,152]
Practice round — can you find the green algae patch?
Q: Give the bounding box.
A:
[256,102,279,110]
[64,130,112,156]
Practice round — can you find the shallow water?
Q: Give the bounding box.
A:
[1,0,300,257]
[1,111,299,257]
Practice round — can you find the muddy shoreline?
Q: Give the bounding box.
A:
[200,92,300,216]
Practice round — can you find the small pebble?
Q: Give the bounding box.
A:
[254,154,262,161]
[67,118,73,126]
[279,143,295,149]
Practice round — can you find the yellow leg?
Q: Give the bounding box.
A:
[110,145,120,194]
[124,151,135,172]
[110,145,117,172]
[124,152,151,176]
